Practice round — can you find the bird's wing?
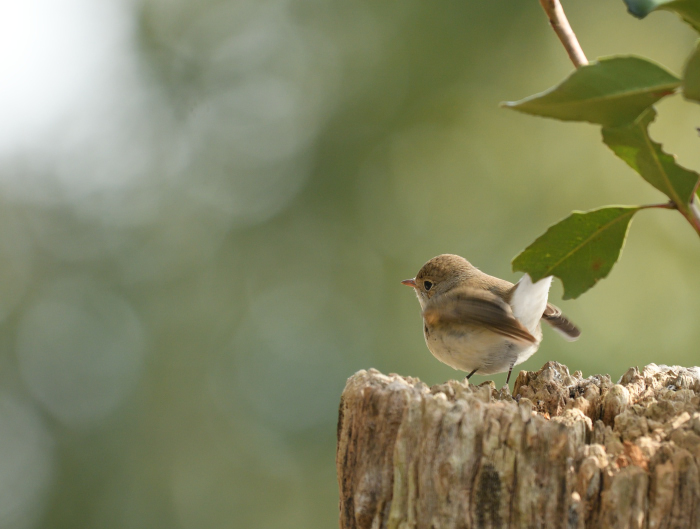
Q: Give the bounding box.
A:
[542,303,581,341]
[423,288,537,344]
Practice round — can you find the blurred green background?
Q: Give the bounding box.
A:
[1,0,699,527]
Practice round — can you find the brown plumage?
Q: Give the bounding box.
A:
[403,254,581,383]
[423,288,537,344]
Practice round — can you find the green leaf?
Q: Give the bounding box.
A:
[683,41,700,102]
[512,207,640,299]
[602,109,700,214]
[502,56,680,127]
[624,0,700,32]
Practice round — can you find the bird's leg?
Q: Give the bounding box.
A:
[464,368,478,382]
[506,364,515,385]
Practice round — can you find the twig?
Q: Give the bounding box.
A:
[682,177,700,236]
[539,0,588,68]
[691,175,700,202]
[536,1,700,238]
[685,203,700,237]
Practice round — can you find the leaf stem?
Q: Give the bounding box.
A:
[539,0,588,68]
[639,201,700,237]
[638,202,676,210]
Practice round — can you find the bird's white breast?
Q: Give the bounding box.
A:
[423,324,538,375]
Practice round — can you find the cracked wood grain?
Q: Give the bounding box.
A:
[337,362,700,529]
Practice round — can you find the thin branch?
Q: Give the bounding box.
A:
[536,1,700,237]
[682,177,700,236]
[692,175,700,199]
[685,203,700,237]
[539,0,588,68]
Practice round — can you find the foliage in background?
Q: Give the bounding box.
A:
[507,0,700,299]
[1,1,699,528]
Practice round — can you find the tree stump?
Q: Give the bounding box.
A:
[336,362,700,529]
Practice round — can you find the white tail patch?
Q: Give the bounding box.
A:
[510,274,552,334]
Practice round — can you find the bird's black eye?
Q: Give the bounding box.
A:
[424,280,433,291]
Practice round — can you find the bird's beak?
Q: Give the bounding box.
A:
[401,278,417,288]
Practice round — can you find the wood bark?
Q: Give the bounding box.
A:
[336,362,700,529]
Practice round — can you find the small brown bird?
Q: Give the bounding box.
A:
[402,254,580,384]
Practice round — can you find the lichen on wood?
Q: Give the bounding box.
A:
[336,362,700,529]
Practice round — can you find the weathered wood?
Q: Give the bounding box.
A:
[336,362,700,529]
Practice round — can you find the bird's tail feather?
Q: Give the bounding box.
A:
[542,303,581,341]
